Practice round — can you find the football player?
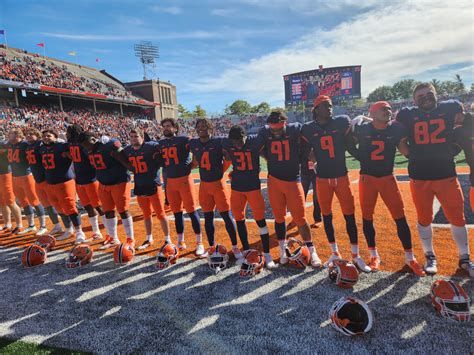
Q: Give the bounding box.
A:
[79,132,134,249]
[189,119,241,258]
[352,101,425,276]
[0,140,22,235]
[301,95,370,272]
[7,128,47,235]
[39,129,87,243]
[256,111,321,267]
[300,158,322,228]
[222,126,275,268]
[124,128,170,250]
[67,124,105,240]
[397,83,473,276]
[24,128,64,236]
[159,118,203,256]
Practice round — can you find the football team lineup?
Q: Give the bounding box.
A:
[0,87,473,350]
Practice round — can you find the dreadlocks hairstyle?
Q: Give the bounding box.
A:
[67,124,84,143]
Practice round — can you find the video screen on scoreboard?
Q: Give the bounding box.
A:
[284,65,361,107]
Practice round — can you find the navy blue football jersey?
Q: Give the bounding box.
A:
[39,142,74,184]
[158,136,192,178]
[256,123,302,182]
[25,140,46,183]
[88,139,130,186]
[124,141,162,189]
[396,100,462,180]
[301,115,351,179]
[222,136,261,192]
[7,141,31,177]
[0,142,10,175]
[69,143,97,185]
[353,121,406,177]
[189,137,225,182]
[454,123,473,186]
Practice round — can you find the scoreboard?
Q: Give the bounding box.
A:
[284,65,361,107]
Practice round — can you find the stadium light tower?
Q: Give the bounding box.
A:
[134,41,159,80]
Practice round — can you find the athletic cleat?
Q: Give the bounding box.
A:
[265,256,277,270]
[406,259,426,277]
[353,256,371,273]
[126,238,135,248]
[369,256,381,272]
[48,224,64,236]
[75,231,90,245]
[56,228,74,241]
[311,222,322,229]
[178,241,187,251]
[310,250,322,268]
[137,239,153,251]
[459,257,474,278]
[279,254,289,265]
[232,246,243,260]
[11,227,20,235]
[324,252,342,267]
[195,243,206,257]
[17,226,37,236]
[91,232,103,240]
[0,227,12,235]
[424,253,438,275]
[36,227,48,236]
[99,235,119,250]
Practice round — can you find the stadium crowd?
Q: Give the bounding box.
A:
[0,51,133,99]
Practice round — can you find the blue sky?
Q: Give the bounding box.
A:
[1,0,473,114]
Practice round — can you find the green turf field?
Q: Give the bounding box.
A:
[0,337,87,354]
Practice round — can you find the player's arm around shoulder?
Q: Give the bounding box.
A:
[110,140,132,169]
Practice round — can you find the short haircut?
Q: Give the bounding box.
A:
[25,127,42,138]
[413,82,436,97]
[130,128,144,138]
[195,118,213,130]
[161,118,179,132]
[9,128,24,139]
[42,129,58,138]
[229,125,246,140]
[267,111,288,124]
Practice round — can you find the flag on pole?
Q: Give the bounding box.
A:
[68,51,77,56]
[37,43,45,47]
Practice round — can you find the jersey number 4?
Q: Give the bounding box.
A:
[7,149,20,163]
[414,119,446,145]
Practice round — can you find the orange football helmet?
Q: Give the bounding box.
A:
[35,234,56,252]
[156,243,179,270]
[285,238,310,269]
[21,244,47,267]
[207,244,229,273]
[66,244,93,269]
[113,242,135,265]
[240,249,264,277]
[328,259,359,288]
[330,296,373,336]
[431,280,471,322]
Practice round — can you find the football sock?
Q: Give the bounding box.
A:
[404,249,415,262]
[369,247,379,258]
[24,206,34,227]
[264,252,273,263]
[278,239,287,255]
[351,244,359,258]
[122,216,134,240]
[221,211,238,246]
[329,242,339,254]
[275,222,286,241]
[177,233,184,244]
[164,235,171,243]
[204,211,215,247]
[417,223,434,255]
[362,218,376,248]
[322,214,335,243]
[256,219,270,253]
[188,211,201,234]
[174,212,184,234]
[146,234,153,242]
[236,220,250,250]
[395,217,412,250]
[34,204,45,217]
[344,214,358,244]
[45,206,59,225]
[89,215,100,234]
[59,213,72,229]
[305,241,315,254]
[69,214,81,227]
[451,225,469,256]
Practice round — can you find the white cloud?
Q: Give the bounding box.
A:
[189,0,474,105]
[151,5,182,15]
[211,8,237,16]
[237,0,382,14]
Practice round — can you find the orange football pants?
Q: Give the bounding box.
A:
[359,174,405,220]
[76,181,101,208]
[35,181,52,208]
[166,175,197,214]
[47,179,78,215]
[12,174,39,208]
[0,173,15,206]
[267,175,307,226]
[231,189,266,221]
[137,186,166,220]
[316,175,355,216]
[199,179,230,213]
[410,177,465,226]
[99,182,131,214]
